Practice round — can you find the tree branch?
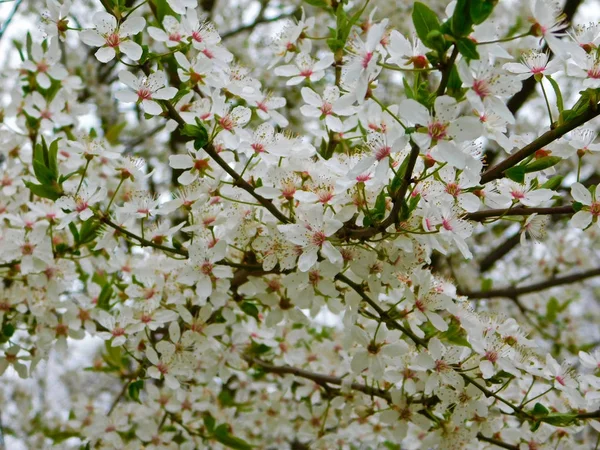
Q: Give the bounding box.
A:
[335,273,427,347]
[459,267,600,299]
[221,9,299,39]
[245,356,392,402]
[465,205,574,222]
[476,433,518,450]
[480,106,600,184]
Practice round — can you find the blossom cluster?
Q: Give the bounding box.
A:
[1,0,600,448]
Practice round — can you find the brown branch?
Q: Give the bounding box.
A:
[575,409,600,419]
[99,214,189,257]
[504,0,583,116]
[465,205,574,222]
[245,356,392,402]
[137,65,292,225]
[221,9,299,39]
[436,45,459,97]
[480,105,600,184]
[335,273,427,347]
[477,433,518,450]
[339,141,421,240]
[459,267,600,299]
[478,233,521,273]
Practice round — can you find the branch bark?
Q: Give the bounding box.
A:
[459,267,600,299]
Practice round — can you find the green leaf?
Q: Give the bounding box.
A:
[248,342,271,356]
[481,278,493,292]
[446,65,466,100]
[412,2,441,48]
[457,38,479,60]
[78,218,101,245]
[546,297,559,322]
[102,341,125,369]
[532,402,549,418]
[304,0,330,9]
[371,190,387,221]
[504,165,526,183]
[402,77,415,100]
[97,283,114,311]
[105,122,127,145]
[203,413,216,433]
[24,181,62,200]
[213,424,253,450]
[545,75,564,115]
[240,302,260,320]
[542,413,577,426]
[524,156,562,173]
[181,118,209,150]
[541,175,563,190]
[151,0,177,23]
[48,138,60,179]
[451,0,473,37]
[470,0,496,24]
[128,380,144,403]
[390,154,410,195]
[2,323,15,339]
[33,160,57,186]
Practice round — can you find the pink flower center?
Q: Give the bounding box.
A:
[472,79,490,99]
[251,143,265,153]
[75,200,89,212]
[318,190,334,204]
[37,61,49,73]
[201,262,214,275]
[112,327,125,337]
[105,33,121,48]
[591,202,600,216]
[21,243,34,255]
[219,115,234,131]
[375,145,391,161]
[192,31,203,42]
[588,67,600,79]
[442,219,453,231]
[320,102,333,116]
[485,350,498,363]
[445,183,461,197]
[428,122,448,140]
[511,190,525,200]
[169,33,182,42]
[362,52,374,69]
[137,87,153,101]
[435,359,449,372]
[310,231,327,247]
[300,69,313,78]
[555,375,566,386]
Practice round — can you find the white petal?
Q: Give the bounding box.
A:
[571,182,592,205]
[119,40,143,61]
[120,16,146,37]
[571,211,592,229]
[95,46,115,63]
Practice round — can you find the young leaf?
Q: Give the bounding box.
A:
[457,38,480,60]
[451,0,474,37]
[412,2,441,48]
[470,0,496,24]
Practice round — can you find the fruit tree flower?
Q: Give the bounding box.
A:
[115,71,177,116]
[80,12,146,63]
